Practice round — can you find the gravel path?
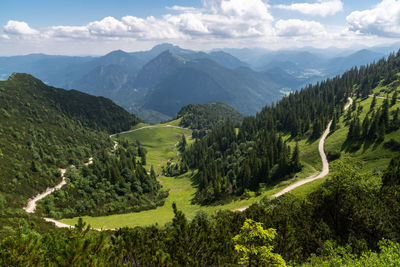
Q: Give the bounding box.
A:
[369,94,400,102]
[23,168,68,213]
[233,97,353,211]
[25,124,188,229]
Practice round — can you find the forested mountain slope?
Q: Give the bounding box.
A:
[181,50,400,205]
[176,101,243,136]
[0,73,142,233]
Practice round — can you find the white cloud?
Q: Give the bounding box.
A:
[1,1,274,42]
[275,19,327,37]
[88,16,129,37]
[166,5,197,12]
[3,20,39,35]
[347,0,400,37]
[1,0,396,55]
[275,0,343,17]
[47,26,89,39]
[123,15,185,40]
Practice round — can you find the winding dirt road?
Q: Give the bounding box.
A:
[24,124,189,229]
[27,98,354,225]
[234,97,353,211]
[369,94,400,102]
[23,168,68,213]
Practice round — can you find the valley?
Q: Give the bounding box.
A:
[57,97,353,229]
[2,53,400,265]
[4,0,400,265]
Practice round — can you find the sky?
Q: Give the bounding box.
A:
[1,0,400,56]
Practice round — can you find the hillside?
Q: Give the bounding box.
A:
[1,44,390,124]
[137,52,284,117]
[176,101,243,137]
[0,73,142,234]
[0,44,300,123]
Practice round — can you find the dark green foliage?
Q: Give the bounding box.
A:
[0,73,141,236]
[384,139,400,151]
[37,142,167,218]
[177,134,187,153]
[9,73,141,133]
[327,151,341,161]
[176,101,243,135]
[382,157,400,186]
[3,161,400,266]
[347,96,397,145]
[182,55,360,203]
[0,74,115,207]
[183,121,300,204]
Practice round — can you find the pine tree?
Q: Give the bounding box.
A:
[370,95,377,111]
[382,158,400,186]
[382,98,390,130]
[353,118,361,140]
[330,111,337,132]
[362,115,370,138]
[141,153,146,166]
[392,91,398,106]
[291,143,301,171]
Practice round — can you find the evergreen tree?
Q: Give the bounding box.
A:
[330,111,337,132]
[233,219,286,267]
[392,91,398,106]
[361,115,370,138]
[370,95,377,111]
[291,143,301,171]
[382,157,400,186]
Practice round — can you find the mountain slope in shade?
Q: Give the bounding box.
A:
[0,73,141,209]
[138,53,283,117]
[176,101,243,131]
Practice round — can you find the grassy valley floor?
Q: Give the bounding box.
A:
[60,119,322,228]
[61,93,400,229]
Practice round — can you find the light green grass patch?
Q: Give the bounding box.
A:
[60,163,318,229]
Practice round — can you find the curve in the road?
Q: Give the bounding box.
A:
[27,97,354,225]
[25,124,190,230]
[234,97,353,211]
[23,168,68,213]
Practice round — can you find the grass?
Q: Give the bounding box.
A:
[117,120,192,172]
[60,95,400,229]
[61,163,318,229]
[325,95,400,176]
[60,119,323,229]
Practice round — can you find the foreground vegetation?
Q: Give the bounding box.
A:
[3,162,400,266]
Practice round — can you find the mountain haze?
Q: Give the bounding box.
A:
[0,44,394,123]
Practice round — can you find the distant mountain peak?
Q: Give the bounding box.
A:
[151,43,178,51]
[105,49,129,56]
[8,73,43,84]
[153,49,186,63]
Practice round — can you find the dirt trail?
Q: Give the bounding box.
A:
[25,125,187,229]
[369,94,400,102]
[23,168,68,213]
[233,97,353,211]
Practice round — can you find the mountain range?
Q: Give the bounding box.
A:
[0,43,394,123]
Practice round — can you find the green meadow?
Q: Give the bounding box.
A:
[61,94,400,228]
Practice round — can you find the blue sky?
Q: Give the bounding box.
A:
[1,0,399,55]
